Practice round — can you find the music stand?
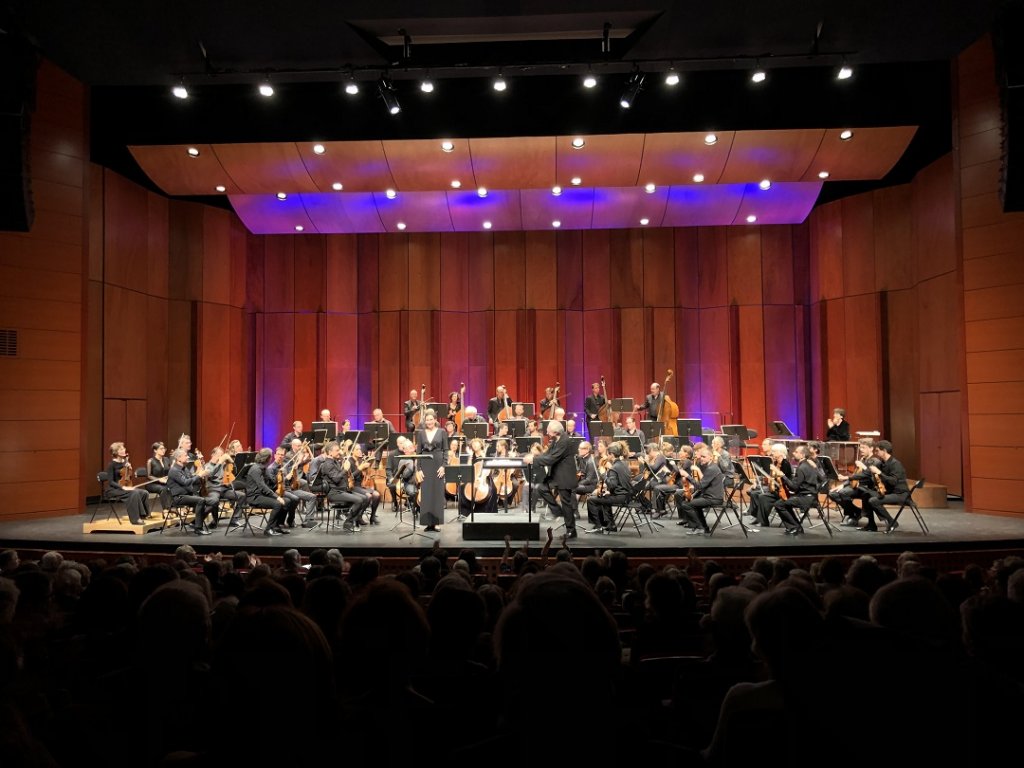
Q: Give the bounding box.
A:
[721,424,753,451]
[513,402,535,418]
[639,420,664,443]
[463,422,488,442]
[363,422,389,450]
[515,436,541,454]
[771,420,795,437]
[621,435,644,456]
[502,418,528,437]
[589,421,614,439]
[398,454,434,541]
[677,419,703,443]
[311,421,338,441]
[611,398,633,413]
[819,456,841,482]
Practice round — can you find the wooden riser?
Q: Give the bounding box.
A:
[83,510,195,535]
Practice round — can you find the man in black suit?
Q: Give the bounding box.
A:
[167,448,215,535]
[826,408,851,441]
[523,420,578,538]
[675,443,724,535]
[403,390,422,431]
[583,382,606,435]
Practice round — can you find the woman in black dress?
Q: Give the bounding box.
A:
[146,441,172,509]
[415,410,448,531]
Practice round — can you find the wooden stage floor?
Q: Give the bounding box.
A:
[2,500,1023,560]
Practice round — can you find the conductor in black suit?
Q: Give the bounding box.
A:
[523,420,578,538]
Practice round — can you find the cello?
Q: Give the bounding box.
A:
[462,439,492,504]
[660,369,680,436]
[445,436,465,498]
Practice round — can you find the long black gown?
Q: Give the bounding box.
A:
[416,427,448,526]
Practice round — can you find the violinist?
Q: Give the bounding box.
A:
[167,448,216,535]
[146,441,172,510]
[279,421,304,450]
[830,438,881,528]
[106,442,152,524]
[653,443,690,518]
[522,420,578,538]
[583,382,606,432]
[863,440,906,533]
[347,443,382,525]
[403,390,422,431]
[526,418,542,437]
[487,385,512,425]
[202,446,245,530]
[770,444,819,536]
[675,443,723,534]
[573,440,599,509]
[245,448,291,536]
[265,447,301,529]
[748,443,793,528]
[178,434,203,465]
[285,439,319,528]
[585,442,632,534]
[334,444,371,531]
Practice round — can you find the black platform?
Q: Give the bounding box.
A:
[462,520,541,541]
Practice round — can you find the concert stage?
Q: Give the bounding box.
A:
[2,501,1023,565]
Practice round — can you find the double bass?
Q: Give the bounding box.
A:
[411,384,427,429]
[660,369,680,436]
[597,375,614,422]
[541,382,560,420]
[452,382,466,432]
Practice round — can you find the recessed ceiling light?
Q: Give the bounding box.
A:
[344,79,359,95]
[583,74,597,88]
[751,69,766,84]
[571,177,582,186]
[746,215,757,223]
[172,84,189,99]
[818,170,830,179]
[440,140,454,152]
[571,137,586,149]
[312,143,326,155]
[276,192,287,200]
[664,70,680,86]
[477,187,488,198]
[837,65,853,81]
[839,129,854,141]
[704,133,718,145]
[186,147,200,157]
[420,79,434,93]
[215,185,226,193]
[295,225,304,231]
[332,182,343,191]
[759,179,772,190]
[493,75,507,92]
[693,173,705,183]
[640,218,650,226]
[552,220,561,228]
[644,183,656,193]
[385,189,397,199]
[258,81,274,97]
[482,220,493,229]
[396,222,407,230]
[551,186,562,196]
[451,180,462,189]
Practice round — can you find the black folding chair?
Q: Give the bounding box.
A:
[796,478,835,538]
[91,472,123,524]
[889,478,930,534]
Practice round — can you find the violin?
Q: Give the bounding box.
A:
[770,463,789,499]
[222,457,235,486]
[120,457,134,488]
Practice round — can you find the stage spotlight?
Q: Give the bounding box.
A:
[552,220,562,228]
[837,63,853,80]
[482,220,493,229]
[571,177,582,186]
[385,189,397,199]
[704,133,718,145]
[295,225,304,232]
[186,147,200,157]
[378,78,401,115]
[664,68,680,86]
[332,182,343,191]
[746,215,757,223]
[215,185,226,193]
[644,183,656,193]
[258,79,274,97]
[818,170,830,179]
[276,192,287,200]
[759,179,772,190]
[312,143,326,155]
[839,129,854,141]
[397,222,407,230]
[344,77,359,95]
[172,82,189,99]
[693,173,705,183]
[751,69,766,84]
[619,72,644,109]
[551,186,562,196]
[420,79,434,93]
[477,187,488,198]
[640,218,650,225]
[493,73,507,92]
[451,180,462,189]
[440,140,455,152]
[571,137,586,149]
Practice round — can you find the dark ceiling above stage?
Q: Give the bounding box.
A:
[2,0,1011,208]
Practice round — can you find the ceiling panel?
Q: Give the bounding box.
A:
[212,143,319,194]
[373,190,454,232]
[799,126,920,181]
[662,184,746,227]
[446,189,522,231]
[293,140,394,193]
[591,186,669,229]
[520,187,594,230]
[469,136,556,189]
[381,138,476,191]
[128,144,234,196]
[228,194,316,234]
[555,133,645,188]
[300,193,385,233]
[718,129,825,184]
[637,131,736,186]
[731,182,824,225]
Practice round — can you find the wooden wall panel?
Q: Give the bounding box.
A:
[325,235,358,312]
[581,230,611,310]
[557,231,585,310]
[467,233,495,311]
[262,237,295,312]
[761,226,794,305]
[698,306,732,426]
[524,232,557,310]
[376,312,403,423]
[292,312,318,427]
[323,313,360,424]
[736,305,766,437]
[292,236,325,312]
[493,232,526,311]
[811,201,844,301]
[841,195,875,297]
[842,293,884,431]
[697,228,728,307]
[727,229,763,306]
[674,228,700,308]
[408,233,441,311]
[762,305,801,434]
[619,308,648,409]
[643,229,675,308]
[608,230,643,309]
[967,382,1024,414]
[913,154,957,283]
[872,185,914,291]
[562,310,585,420]
[677,306,702,418]
[202,208,233,306]
[102,285,148,400]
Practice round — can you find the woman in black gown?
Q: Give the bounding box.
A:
[415,410,448,531]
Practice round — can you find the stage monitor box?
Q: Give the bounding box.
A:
[463,422,488,442]
[677,418,703,439]
[444,465,474,484]
[502,418,528,437]
[611,398,633,413]
[771,420,795,437]
[387,432,414,451]
[462,520,541,541]
[640,420,664,442]
[589,421,614,439]
[515,436,541,454]
[513,402,535,417]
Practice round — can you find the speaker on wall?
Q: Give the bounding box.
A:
[0,33,38,233]
[993,4,1024,213]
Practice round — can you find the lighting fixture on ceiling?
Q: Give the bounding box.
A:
[640,218,650,226]
[693,173,705,183]
[818,170,830,179]
[258,79,274,97]
[344,77,359,95]
[551,186,562,196]
[482,220,493,229]
[619,72,644,109]
[378,78,401,115]
[397,222,407,230]
[332,182,343,191]
[385,189,397,199]
[571,177,582,186]
[215,185,226,193]
[704,133,718,145]
[759,179,772,190]
[751,68,766,84]
[837,63,853,80]
[477,187,488,198]
[420,78,434,93]
[186,147,200,157]
[276,192,287,200]
[172,81,189,99]
[312,143,326,155]
[583,71,597,89]
[295,225,304,231]
[451,180,461,188]
[440,140,455,152]
[746,215,757,223]
[644,183,656,193]
[571,137,586,149]
[664,68,680,86]
[839,129,854,140]
[552,220,561,228]
[493,72,507,92]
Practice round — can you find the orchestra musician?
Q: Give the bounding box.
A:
[446,390,462,424]
[320,442,368,532]
[146,441,172,510]
[244,448,291,536]
[573,440,599,512]
[461,405,486,426]
[675,443,724,535]
[770,444,819,536]
[522,419,578,538]
[403,390,422,431]
[826,408,851,442]
[539,387,556,418]
[512,402,527,419]
[487,385,512,425]
[586,442,633,534]
[863,440,907,533]
[634,382,666,421]
[444,420,458,441]
[748,443,793,529]
[279,421,304,449]
[583,382,606,433]
[202,446,245,529]
[319,408,334,422]
[492,435,521,508]
[347,443,382,525]
[106,442,152,525]
[285,439,319,528]
[615,415,641,438]
[459,437,497,519]
[267,446,306,528]
[386,436,411,508]
[368,408,395,434]
[830,437,881,528]
[653,442,690,518]
[415,409,448,532]
[394,439,421,519]
[565,418,582,438]
[167,448,215,535]
[526,418,542,437]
